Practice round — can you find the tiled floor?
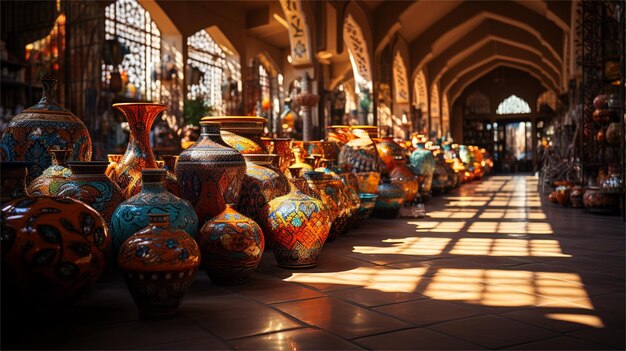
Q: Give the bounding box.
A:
[3,175,625,350]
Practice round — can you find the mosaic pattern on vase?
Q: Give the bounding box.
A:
[238,162,289,223]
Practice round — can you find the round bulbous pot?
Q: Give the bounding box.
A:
[375,137,405,175]
[372,179,405,219]
[0,78,92,180]
[409,146,436,200]
[50,161,124,223]
[110,169,199,253]
[176,121,246,223]
[201,116,268,154]
[1,196,110,303]
[199,204,264,285]
[338,128,383,194]
[28,149,72,196]
[582,187,620,214]
[301,171,351,241]
[389,157,418,203]
[260,178,331,268]
[118,213,200,320]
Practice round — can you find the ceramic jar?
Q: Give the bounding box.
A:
[110,169,199,253]
[28,149,72,196]
[261,178,331,268]
[201,116,268,154]
[339,172,362,228]
[570,186,584,208]
[432,160,449,195]
[199,204,264,285]
[583,187,620,214]
[0,78,92,179]
[238,154,289,224]
[339,128,382,194]
[1,196,110,303]
[372,179,405,219]
[288,147,313,177]
[375,137,404,175]
[389,157,418,203]
[1,161,31,203]
[326,125,353,147]
[301,171,351,241]
[555,186,571,206]
[109,103,166,198]
[161,155,180,196]
[409,145,436,200]
[355,193,378,225]
[118,213,200,319]
[261,137,294,175]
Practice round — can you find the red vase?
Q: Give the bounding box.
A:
[109,103,166,198]
[199,204,264,285]
[176,122,246,223]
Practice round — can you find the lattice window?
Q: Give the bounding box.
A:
[187,29,226,114]
[496,95,531,114]
[465,91,490,114]
[414,70,428,111]
[430,84,440,136]
[103,0,161,101]
[344,14,372,90]
[441,94,450,136]
[259,63,270,100]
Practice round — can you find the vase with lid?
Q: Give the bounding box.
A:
[201,116,268,154]
[28,149,72,196]
[109,103,166,198]
[0,78,92,179]
[176,121,246,223]
[118,213,200,319]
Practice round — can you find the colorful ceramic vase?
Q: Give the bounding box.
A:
[199,204,264,285]
[201,116,268,154]
[238,154,289,225]
[28,149,72,196]
[432,160,449,195]
[1,161,31,203]
[261,137,294,175]
[110,169,199,253]
[1,196,110,302]
[109,103,166,198]
[326,125,353,147]
[355,193,378,226]
[176,121,246,223]
[338,128,382,194]
[49,161,124,223]
[375,137,404,175]
[339,171,362,228]
[261,178,331,268]
[0,78,92,179]
[301,171,351,241]
[389,157,418,203]
[288,147,313,177]
[161,155,180,196]
[118,213,200,319]
[409,145,436,200]
[372,179,405,219]
[106,154,123,177]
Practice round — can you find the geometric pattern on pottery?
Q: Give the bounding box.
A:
[237,162,288,224]
[50,176,124,223]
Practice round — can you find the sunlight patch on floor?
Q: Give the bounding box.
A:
[449,238,568,256]
[467,221,553,234]
[353,237,452,256]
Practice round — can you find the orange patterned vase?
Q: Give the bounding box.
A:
[201,116,268,154]
[199,204,264,285]
[28,149,72,196]
[261,178,331,268]
[1,196,110,303]
[261,137,294,175]
[338,128,382,194]
[176,122,246,223]
[109,103,166,198]
[389,157,418,202]
[375,137,405,175]
[118,213,200,319]
[0,78,92,180]
[300,171,351,241]
[161,155,180,196]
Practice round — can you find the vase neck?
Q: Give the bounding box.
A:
[40,78,58,105]
[50,149,71,167]
[140,169,167,192]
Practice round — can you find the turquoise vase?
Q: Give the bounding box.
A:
[110,169,199,252]
[372,179,405,219]
[409,144,436,200]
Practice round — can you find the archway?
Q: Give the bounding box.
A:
[413,70,428,134]
[343,11,373,125]
[430,82,441,138]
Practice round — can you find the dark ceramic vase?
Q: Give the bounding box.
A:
[372,179,405,219]
[1,196,110,303]
[261,178,331,268]
[118,213,200,320]
[109,103,166,198]
[201,116,268,154]
[110,169,199,253]
[161,155,180,196]
[199,204,264,285]
[50,161,125,223]
[389,157,418,203]
[355,193,378,225]
[301,171,351,241]
[28,149,72,196]
[176,121,246,223]
[0,78,92,179]
[1,161,31,203]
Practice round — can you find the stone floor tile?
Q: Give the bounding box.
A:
[499,307,599,332]
[354,327,486,350]
[505,336,609,350]
[273,297,411,339]
[228,328,363,350]
[328,286,425,307]
[566,327,626,349]
[227,276,326,304]
[373,298,482,326]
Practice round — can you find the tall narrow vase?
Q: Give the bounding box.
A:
[109,103,166,198]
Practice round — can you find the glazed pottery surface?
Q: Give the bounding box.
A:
[301,171,351,241]
[49,161,124,223]
[555,186,571,206]
[583,187,620,214]
[238,154,289,225]
[389,158,418,202]
[432,161,449,195]
[1,196,110,302]
[109,103,166,198]
[261,137,294,174]
[1,161,31,203]
[0,78,92,179]
[339,129,383,174]
[339,172,362,228]
[326,125,353,147]
[288,147,313,177]
[199,204,264,285]
[355,193,378,226]
[28,149,72,196]
[161,155,180,196]
[373,180,405,219]
[201,116,268,154]
[118,213,200,319]
[375,137,405,175]
[261,179,331,268]
[106,154,123,177]
[110,169,199,253]
[176,122,246,223]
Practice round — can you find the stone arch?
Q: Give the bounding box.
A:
[430,82,441,137]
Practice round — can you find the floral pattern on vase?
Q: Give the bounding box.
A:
[118,213,199,319]
[260,178,331,268]
[201,116,268,154]
[1,196,110,303]
[176,122,246,223]
[28,149,72,196]
[109,103,166,198]
[110,169,199,253]
[199,204,264,285]
[0,78,92,180]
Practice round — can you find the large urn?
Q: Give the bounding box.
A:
[201,116,268,154]
[0,78,92,179]
[176,121,246,223]
[109,103,166,198]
